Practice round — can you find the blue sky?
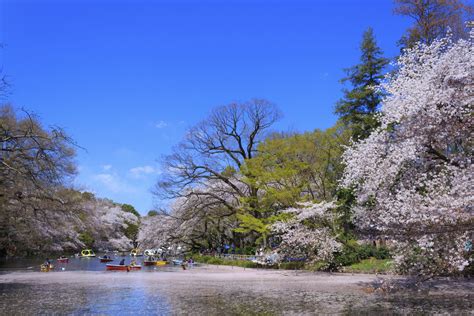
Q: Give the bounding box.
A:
[1,0,410,214]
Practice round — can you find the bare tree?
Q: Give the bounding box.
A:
[394,0,474,47]
[0,105,77,256]
[154,99,281,248]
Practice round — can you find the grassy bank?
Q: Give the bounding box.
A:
[343,258,393,274]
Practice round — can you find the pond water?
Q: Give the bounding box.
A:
[0,254,182,272]
[0,257,473,315]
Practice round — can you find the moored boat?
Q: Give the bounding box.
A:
[130,248,143,257]
[155,260,167,266]
[99,257,114,263]
[57,257,69,263]
[40,264,54,272]
[172,259,183,265]
[106,264,141,271]
[77,249,96,258]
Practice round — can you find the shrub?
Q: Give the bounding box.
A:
[332,242,391,268]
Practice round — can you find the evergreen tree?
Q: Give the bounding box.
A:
[335,28,389,141]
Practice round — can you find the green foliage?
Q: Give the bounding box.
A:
[335,27,389,141]
[81,191,95,201]
[123,222,139,242]
[234,246,256,255]
[121,204,140,218]
[236,124,351,249]
[278,261,306,270]
[344,258,393,274]
[147,210,159,217]
[235,211,292,248]
[334,188,356,242]
[78,231,95,248]
[332,242,391,268]
[194,255,259,268]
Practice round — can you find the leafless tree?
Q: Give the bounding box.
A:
[394,0,474,47]
[154,99,281,248]
[0,105,77,255]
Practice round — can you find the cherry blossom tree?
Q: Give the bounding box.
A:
[341,33,473,276]
[272,202,341,264]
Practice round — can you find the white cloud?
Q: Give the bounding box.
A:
[155,120,168,129]
[102,164,112,171]
[129,165,161,178]
[93,173,135,193]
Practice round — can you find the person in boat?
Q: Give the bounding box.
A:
[130,259,137,266]
[44,258,51,266]
[103,255,109,259]
[119,258,125,265]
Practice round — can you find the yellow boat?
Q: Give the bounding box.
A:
[155,260,167,266]
[40,264,54,272]
[78,249,96,258]
[130,248,143,257]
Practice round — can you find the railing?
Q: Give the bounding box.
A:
[213,254,265,261]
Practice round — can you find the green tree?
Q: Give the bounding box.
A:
[147,210,159,217]
[236,124,351,248]
[335,28,389,141]
[121,204,140,218]
[79,231,95,248]
[123,222,139,246]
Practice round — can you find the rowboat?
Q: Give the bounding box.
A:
[99,257,114,263]
[57,257,69,263]
[172,259,183,265]
[40,264,54,272]
[106,264,141,271]
[155,260,167,266]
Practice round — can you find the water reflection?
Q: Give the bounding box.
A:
[0,260,472,315]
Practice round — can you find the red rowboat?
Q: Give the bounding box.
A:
[100,257,114,263]
[57,258,69,263]
[106,264,141,271]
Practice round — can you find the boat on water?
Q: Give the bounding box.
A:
[172,259,183,265]
[143,259,168,266]
[106,264,141,271]
[57,257,69,263]
[143,260,157,266]
[77,249,96,258]
[144,248,163,256]
[40,264,54,272]
[99,256,114,263]
[130,248,143,257]
[155,260,167,266]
